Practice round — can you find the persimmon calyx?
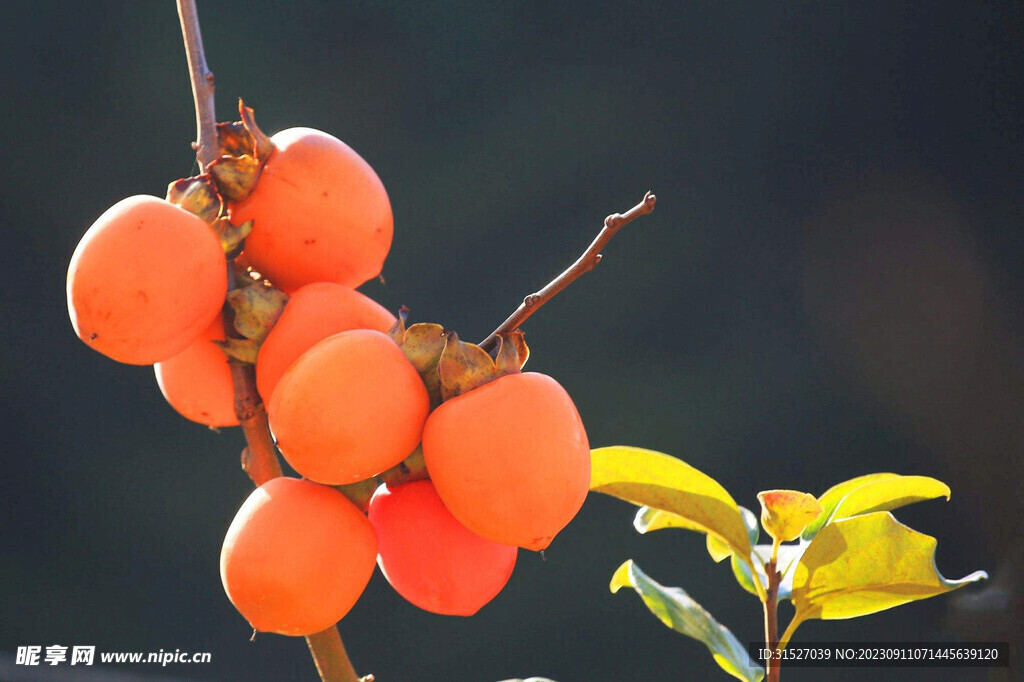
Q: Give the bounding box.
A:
[389,308,446,409]
[379,446,430,489]
[166,174,222,224]
[211,218,252,256]
[215,272,288,365]
[208,99,274,203]
[387,309,530,405]
[335,446,431,511]
[438,330,529,402]
[213,337,260,364]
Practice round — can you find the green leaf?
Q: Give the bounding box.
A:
[591,447,751,559]
[803,474,951,540]
[611,560,764,682]
[791,512,987,627]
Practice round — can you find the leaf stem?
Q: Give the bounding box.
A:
[176,3,360,681]
[479,191,656,351]
[742,555,769,603]
[778,614,802,652]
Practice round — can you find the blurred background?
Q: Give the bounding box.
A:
[2,1,1022,680]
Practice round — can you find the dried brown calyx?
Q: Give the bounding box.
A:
[387,308,530,408]
[207,99,274,202]
[165,99,272,255]
[214,268,288,364]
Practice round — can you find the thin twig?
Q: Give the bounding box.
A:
[176,4,358,681]
[176,0,218,170]
[479,191,656,352]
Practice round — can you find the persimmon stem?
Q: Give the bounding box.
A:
[763,559,781,682]
[479,191,656,352]
[177,4,360,681]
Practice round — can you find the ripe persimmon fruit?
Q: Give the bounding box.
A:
[220,477,377,636]
[268,329,429,484]
[256,282,396,403]
[369,480,517,616]
[67,195,227,364]
[154,316,238,427]
[230,128,393,292]
[422,372,590,551]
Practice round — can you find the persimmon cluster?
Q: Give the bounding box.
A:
[66,103,592,637]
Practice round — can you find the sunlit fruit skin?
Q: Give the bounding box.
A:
[220,477,377,636]
[154,317,238,427]
[256,283,396,404]
[422,372,590,551]
[66,195,227,365]
[230,127,393,292]
[369,480,517,616]
[268,330,430,484]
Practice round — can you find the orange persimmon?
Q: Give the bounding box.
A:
[220,477,377,636]
[369,480,517,616]
[154,316,238,427]
[67,195,227,364]
[268,330,429,484]
[422,372,590,551]
[230,128,392,292]
[256,283,396,403]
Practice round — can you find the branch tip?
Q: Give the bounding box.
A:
[479,191,657,350]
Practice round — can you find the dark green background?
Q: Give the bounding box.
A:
[3,1,1022,680]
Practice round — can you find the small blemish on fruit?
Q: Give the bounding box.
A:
[304,238,317,245]
[321,191,329,198]
[89,333,98,341]
[137,290,149,302]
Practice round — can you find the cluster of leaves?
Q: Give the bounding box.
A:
[590,446,988,681]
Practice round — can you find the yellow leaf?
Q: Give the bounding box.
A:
[706,532,734,563]
[757,489,823,543]
[591,447,751,559]
[803,473,950,540]
[610,560,764,682]
[791,512,987,625]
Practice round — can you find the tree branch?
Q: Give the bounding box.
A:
[177,4,359,681]
[479,191,656,352]
[763,559,781,682]
[306,627,361,682]
[176,0,218,170]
